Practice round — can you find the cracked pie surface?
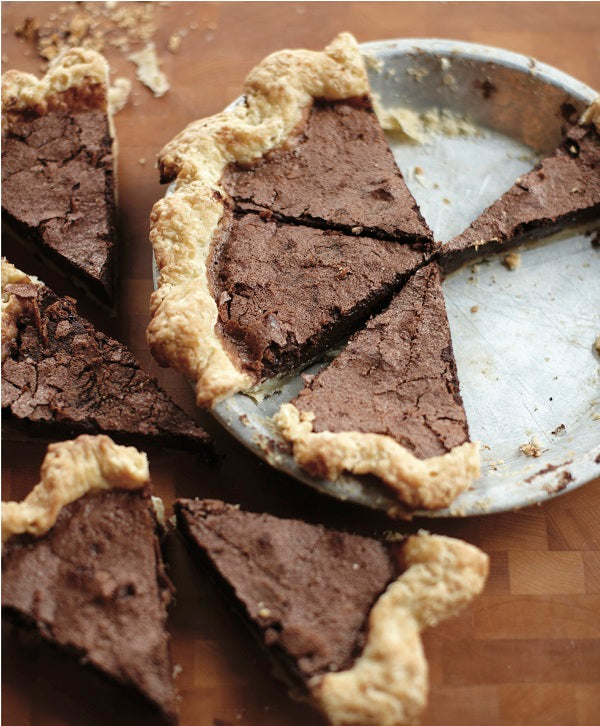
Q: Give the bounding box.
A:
[148,34,434,408]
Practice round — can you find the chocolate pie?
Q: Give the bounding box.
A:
[275,263,480,509]
[175,498,488,725]
[1,260,211,452]
[2,435,177,723]
[2,48,117,303]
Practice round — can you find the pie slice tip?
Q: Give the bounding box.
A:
[439,96,600,274]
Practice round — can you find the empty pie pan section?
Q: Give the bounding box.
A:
[156,38,600,517]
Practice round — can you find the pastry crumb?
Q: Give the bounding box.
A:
[503,251,521,270]
[172,663,183,679]
[406,65,429,82]
[520,438,542,458]
[167,32,181,53]
[470,305,479,313]
[129,42,169,97]
[372,98,480,143]
[138,157,147,166]
[551,423,566,436]
[15,16,39,41]
[594,334,600,355]
[108,77,131,114]
[351,226,363,235]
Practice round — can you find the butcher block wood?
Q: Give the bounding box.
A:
[2,3,599,725]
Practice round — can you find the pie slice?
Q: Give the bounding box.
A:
[1,259,212,452]
[175,498,488,726]
[2,48,117,304]
[440,98,600,273]
[274,263,480,510]
[149,34,434,408]
[213,209,423,385]
[2,435,177,723]
[221,95,432,244]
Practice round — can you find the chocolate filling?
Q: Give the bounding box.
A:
[294,263,470,459]
[210,210,425,380]
[222,98,434,249]
[2,281,212,452]
[175,499,403,689]
[440,124,600,273]
[2,109,116,302]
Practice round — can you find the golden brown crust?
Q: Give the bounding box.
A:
[148,33,369,408]
[2,435,149,544]
[1,46,109,117]
[1,260,42,363]
[310,533,489,726]
[274,403,481,510]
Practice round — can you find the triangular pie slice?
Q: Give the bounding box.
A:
[440,99,600,273]
[2,435,177,723]
[176,498,488,725]
[1,259,212,452]
[150,34,434,408]
[274,263,480,510]
[220,95,433,246]
[2,48,117,304]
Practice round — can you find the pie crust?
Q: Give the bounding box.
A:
[1,434,148,543]
[148,34,372,407]
[310,532,488,725]
[275,403,480,510]
[2,46,109,115]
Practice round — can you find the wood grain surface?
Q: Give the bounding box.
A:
[2,3,599,725]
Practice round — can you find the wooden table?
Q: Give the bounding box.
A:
[2,3,599,725]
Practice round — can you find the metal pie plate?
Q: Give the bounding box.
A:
[160,39,600,517]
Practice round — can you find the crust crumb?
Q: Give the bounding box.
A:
[310,533,488,726]
[128,42,169,97]
[520,437,542,458]
[503,251,521,270]
[108,76,131,113]
[167,33,182,54]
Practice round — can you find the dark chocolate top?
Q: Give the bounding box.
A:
[2,281,211,451]
[211,211,425,379]
[294,263,470,459]
[222,98,434,248]
[440,124,600,272]
[2,109,116,301]
[176,499,400,683]
[2,488,176,722]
